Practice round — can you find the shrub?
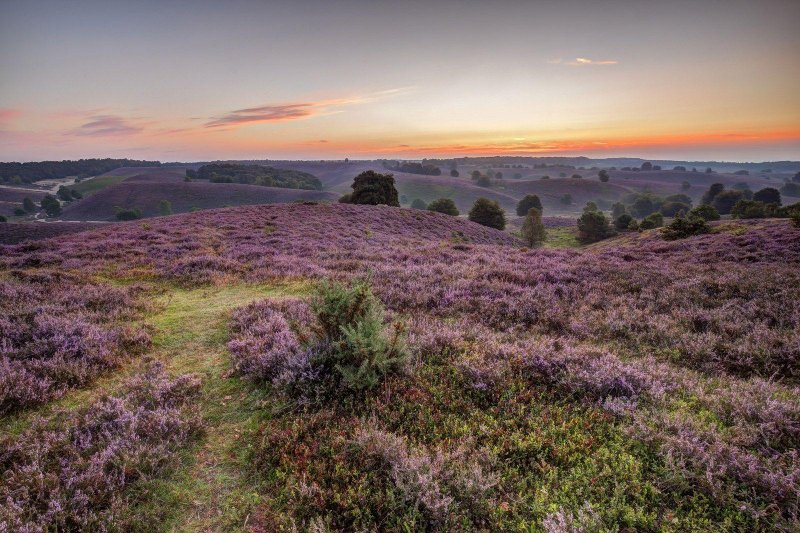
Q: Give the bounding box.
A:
[476,175,492,187]
[577,209,615,244]
[450,169,459,177]
[700,183,725,205]
[410,198,427,210]
[521,208,546,246]
[630,195,658,218]
[615,213,634,230]
[40,194,62,217]
[681,180,691,190]
[660,201,691,217]
[639,212,664,229]
[791,211,800,228]
[516,194,543,216]
[611,202,627,219]
[349,171,400,206]
[427,198,459,216]
[753,187,781,205]
[158,199,172,216]
[338,193,352,203]
[780,182,800,197]
[665,193,692,206]
[13,208,26,216]
[56,186,73,202]
[70,189,82,199]
[560,194,572,205]
[0,215,6,223]
[115,207,142,221]
[571,174,582,179]
[598,169,609,182]
[23,197,36,212]
[731,200,766,219]
[662,212,710,240]
[712,190,745,215]
[688,204,720,221]
[468,198,505,230]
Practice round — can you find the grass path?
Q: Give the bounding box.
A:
[135,281,310,532]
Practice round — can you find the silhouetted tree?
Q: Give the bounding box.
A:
[700,183,725,205]
[577,209,615,244]
[712,190,745,214]
[753,187,781,205]
[641,162,653,171]
[40,194,61,217]
[450,169,459,177]
[598,170,609,182]
[22,197,36,212]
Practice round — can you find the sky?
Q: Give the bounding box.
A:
[1,0,799,162]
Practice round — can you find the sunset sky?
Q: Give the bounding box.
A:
[1,0,798,162]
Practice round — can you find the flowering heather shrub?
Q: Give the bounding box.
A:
[0,363,202,531]
[0,274,151,414]
[353,426,498,523]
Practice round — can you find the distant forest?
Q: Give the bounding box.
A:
[0,158,160,183]
[381,160,442,176]
[193,163,323,190]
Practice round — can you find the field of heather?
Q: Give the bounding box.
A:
[1,203,799,532]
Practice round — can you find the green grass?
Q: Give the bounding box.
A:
[543,226,581,248]
[71,175,129,196]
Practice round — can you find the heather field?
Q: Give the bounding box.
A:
[0,202,798,532]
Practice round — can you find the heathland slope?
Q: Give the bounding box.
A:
[1,203,798,531]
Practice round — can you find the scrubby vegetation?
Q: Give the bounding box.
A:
[0,158,159,184]
[427,198,459,216]
[468,197,506,229]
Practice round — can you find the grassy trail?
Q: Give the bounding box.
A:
[136,281,309,532]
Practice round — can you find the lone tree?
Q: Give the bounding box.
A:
[348,171,399,206]
[468,198,506,230]
[476,174,492,187]
[40,194,61,217]
[22,197,36,213]
[516,194,543,216]
[641,162,653,171]
[159,199,173,216]
[521,208,546,246]
[427,198,459,216]
[450,169,459,177]
[577,205,615,244]
[598,169,610,182]
[753,187,781,205]
[410,198,427,210]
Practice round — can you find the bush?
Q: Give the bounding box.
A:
[688,204,720,221]
[560,194,572,205]
[598,169,609,182]
[349,171,400,206]
[577,209,615,244]
[476,175,492,187]
[753,187,781,205]
[516,194,543,216]
[0,215,6,223]
[40,194,61,217]
[56,186,73,202]
[158,199,172,216]
[114,207,142,221]
[450,169,459,177]
[427,198,459,216]
[630,194,658,218]
[13,208,26,216]
[660,201,691,217]
[410,198,427,210]
[521,208,546,246]
[611,202,627,219]
[468,198,506,230]
[731,200,766,219]
[23,197,36,212]
[640,212,664,229]
[700,183,725,205]
[338,193,352,203]
[780,182,800,197]
[662,213,710,240]
[712,190,744,215]
[791,211,800,228]
[614,213,633,230]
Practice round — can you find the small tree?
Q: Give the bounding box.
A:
[450,169,459,177]
[753,187,781,205]
[577,209,615,244]
[660,201,691,217]
[115,207,142,221]
[611,202,627,219]
[521,208,546,246]
[470,170,481,181]
[40,194,61,217]
[688,204,720,221]
[410,198,427,210]
[731,199,766,219]
[598,170,610,182]
[0,215,7,223]
[712,190,744,215]
[427,198,459,216]
[662,212,710,240]
[516,194,543,216]
[681,180,691,191]
[56,186,72,202]
[476,175,492,187]
[641,162,653,171]
[22,197,36,213]
[615,213,634,230]
[468,198,506,230]
[560,194,572,206]
[159,199,173,216]
[700,183,725,205]
[640,212,664,229]
[349,171,400,206]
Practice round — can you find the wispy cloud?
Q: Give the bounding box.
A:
[206,87,414,129]
[549,57,618,67]
[0,108,23,123]
[70,115,143,137]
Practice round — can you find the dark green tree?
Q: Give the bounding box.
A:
[349,171,399,206]
[688,204,720,221]
[598,169,610,182]
[521,208,546,246]
[427,198,459,216]
[22,197,36,212]
[468,198,506,230]
[700,183,725,205]
[40,194,61,217]
[577,210,615,244]
[410,198,427,209]
[516,194,543,216]
[712,190,744,215]
[753,187,781,205]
